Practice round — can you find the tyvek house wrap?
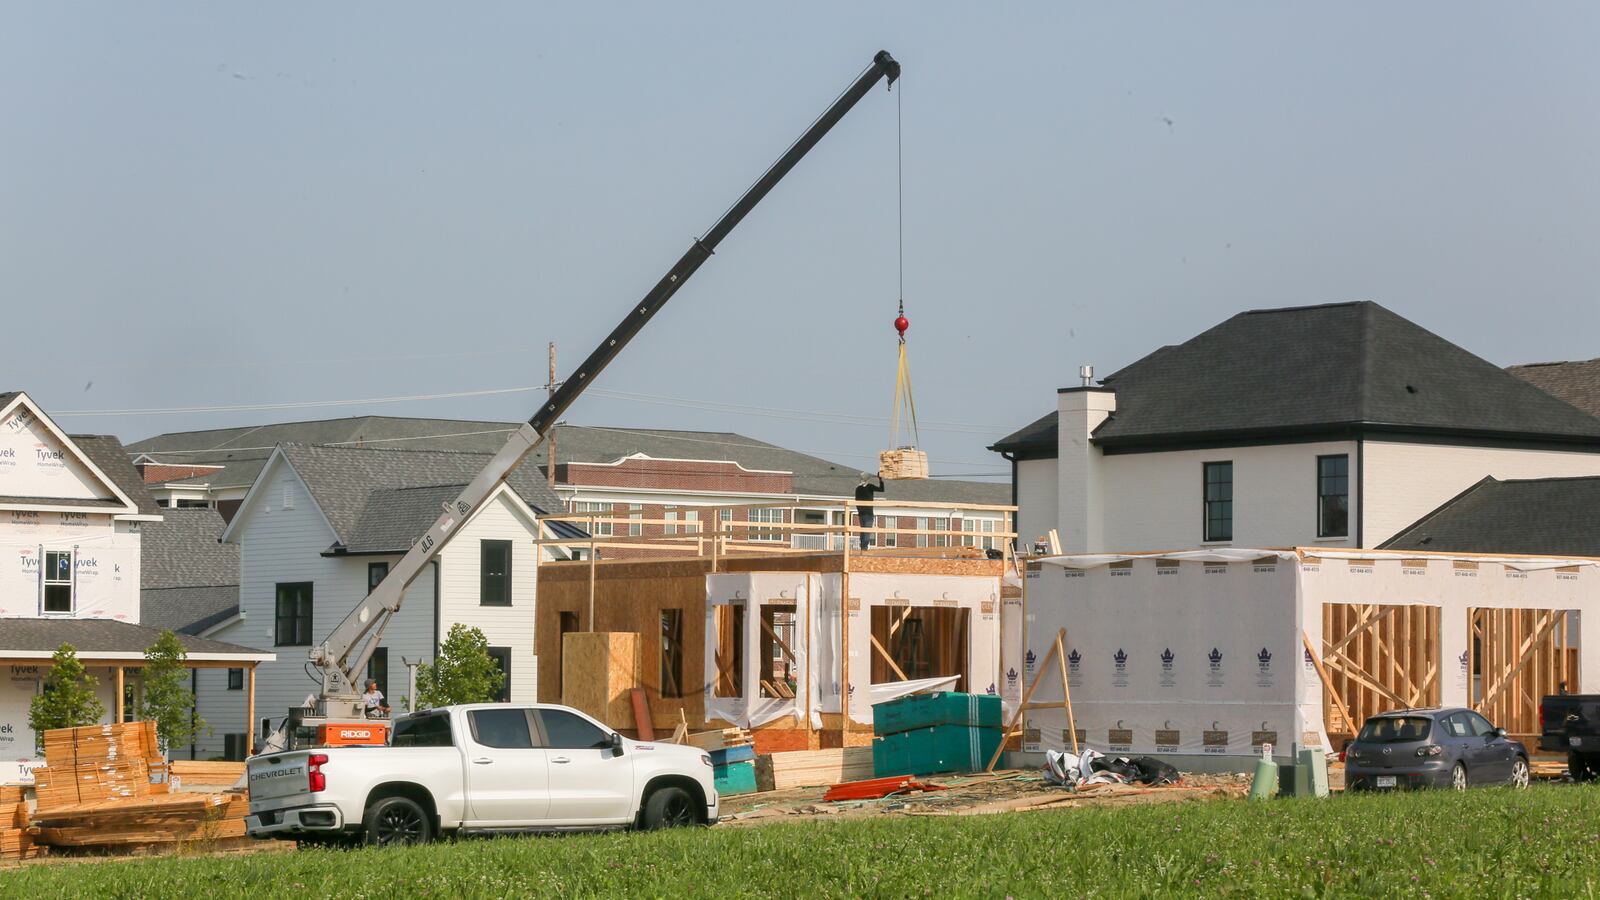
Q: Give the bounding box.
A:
[1021,550,1317,760]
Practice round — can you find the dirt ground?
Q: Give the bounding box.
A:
[716,769,1253,827]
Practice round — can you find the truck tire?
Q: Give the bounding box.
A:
[364,795,432,846]
[639,785,699,830]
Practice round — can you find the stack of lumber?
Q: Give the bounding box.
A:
[27,721,250,854]
[170,760,246,789]
[685,727,752,752]
[0,785,42,861]
[755,747,875,792]
[33,792,249,847]
[879,448,928,480]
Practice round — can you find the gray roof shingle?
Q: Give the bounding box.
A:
[139,585,240,635]
[139,508,236,590]
[991,301,1600,457]
[131,420,1008,506]
[1379,476,1600,557]
[277,444,568,553]
[70,434,162,516]
[0,617,264,657]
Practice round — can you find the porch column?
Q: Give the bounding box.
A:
[246,665,257,754]
[114,666,124,723]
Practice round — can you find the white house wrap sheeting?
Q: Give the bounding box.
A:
[1022,549,1600,763]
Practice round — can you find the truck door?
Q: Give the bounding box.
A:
[464,708,550,825]
[535,708,635,824]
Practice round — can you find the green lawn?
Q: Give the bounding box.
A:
[7,786,1600,898]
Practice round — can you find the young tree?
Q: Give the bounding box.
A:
[416,624,505,708]
[138,630,206,751]
[29,643,106,745]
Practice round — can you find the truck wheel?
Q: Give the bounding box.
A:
[365,796,432,846]
[640,786,699,830]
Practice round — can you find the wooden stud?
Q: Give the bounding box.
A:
[114,667,124,724]
[868,634,909,681]
[246,665,256,753]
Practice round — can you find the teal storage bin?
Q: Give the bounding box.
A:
[873,691,1002,736]
[714,760,757,796]
[874,724,1002,776]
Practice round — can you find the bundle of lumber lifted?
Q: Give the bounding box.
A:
[25,721,250,854]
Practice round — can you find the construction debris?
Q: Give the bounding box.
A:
[822,775,946,802]
[755,747,875,791]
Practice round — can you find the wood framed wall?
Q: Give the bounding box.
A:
[1320,603,1441,737]
[1468,607,1578,737]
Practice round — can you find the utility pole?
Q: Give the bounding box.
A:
[547,342,557,488]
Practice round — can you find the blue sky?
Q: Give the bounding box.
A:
[5,3,1597,479]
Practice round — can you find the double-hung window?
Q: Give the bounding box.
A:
[1317,455,1350,538]
[1203,462,1233,542]
[573,501,613,536]
[42,550,73,613]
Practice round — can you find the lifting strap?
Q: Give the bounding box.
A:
[889,336,920,450]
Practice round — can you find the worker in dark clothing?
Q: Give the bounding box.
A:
[855,472,885,550]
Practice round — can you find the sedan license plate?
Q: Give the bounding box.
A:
[1375,775,1397,788]
[1572,737,1583,747]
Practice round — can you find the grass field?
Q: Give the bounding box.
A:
[6,786,1600,898]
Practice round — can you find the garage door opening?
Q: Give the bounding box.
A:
[869,606,969,692]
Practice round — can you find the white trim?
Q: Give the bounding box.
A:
[199,610,247,638]
[219,449,338,545]
[565,452,790,477]
[0,502,124,514]
[0,392,139,515]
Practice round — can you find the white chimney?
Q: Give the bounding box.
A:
[1056,380,1116,553]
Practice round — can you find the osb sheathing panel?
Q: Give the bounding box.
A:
[537,552,1000,730]
[561,632,640,730]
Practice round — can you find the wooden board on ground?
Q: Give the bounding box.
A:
[562,631,641,730]
[754,747,875,791]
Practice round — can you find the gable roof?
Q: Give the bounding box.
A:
[0,392,157,516]
[237,443,569,553]
[1379,476,1600,557]
[130,419,1008,505]
[991,302,1600,457]
[1508,358,1600,418]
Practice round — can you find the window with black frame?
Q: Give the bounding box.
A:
[1203,462,1233,542]
[1317,455,1349,538]
[274,582,313,646]
[480,540,512,606]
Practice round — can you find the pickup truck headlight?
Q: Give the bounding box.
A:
[700,753,713,768]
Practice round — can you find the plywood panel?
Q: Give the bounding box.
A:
[561,632,640,730]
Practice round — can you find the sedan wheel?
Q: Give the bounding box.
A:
[1451,762,1468,791]
[1510,758,1530,789]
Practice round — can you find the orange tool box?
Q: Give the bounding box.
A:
[318,723,388,746]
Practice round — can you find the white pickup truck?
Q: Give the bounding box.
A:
[244,703,718,845]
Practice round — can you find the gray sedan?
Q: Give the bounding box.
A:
[1344,707,1529,791]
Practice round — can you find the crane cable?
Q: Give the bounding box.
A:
[888,80,921,453]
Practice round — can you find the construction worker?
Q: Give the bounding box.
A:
[855,471,885,550]
[362,679,390,717]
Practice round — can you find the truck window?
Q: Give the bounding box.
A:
[538,709,611,750]
[392,713,453,747]
[470,708,535,749]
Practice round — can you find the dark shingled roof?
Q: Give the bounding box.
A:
[138,508,239,634]
[991,301,1600,457]
[1379,476,1600,557]
[71,434,162,516]
[276,444,570,553]
[1508,359,1600,419]
[0,617,264,657]
[139,585,240,635]
[132,421,1008,505]
[140,508,236,590]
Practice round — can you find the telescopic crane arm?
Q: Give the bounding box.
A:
[306,50,901,715]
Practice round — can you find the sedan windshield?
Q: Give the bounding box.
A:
[1358,716,1432,743]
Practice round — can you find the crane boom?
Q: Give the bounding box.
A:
[280,51,900,746]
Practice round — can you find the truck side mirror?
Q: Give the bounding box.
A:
[609,732,625,756]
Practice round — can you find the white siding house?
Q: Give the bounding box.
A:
[993,302,1600,554]
[193,444,572,758]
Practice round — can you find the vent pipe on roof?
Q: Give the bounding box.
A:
[1079,364,1094,387]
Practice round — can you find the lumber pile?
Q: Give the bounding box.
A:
[755,747,875,792]
[170,760,246,788]
[0,785,42,861]
[879,448,928,480]
[25,721,250,854]
[685,727,752,752]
